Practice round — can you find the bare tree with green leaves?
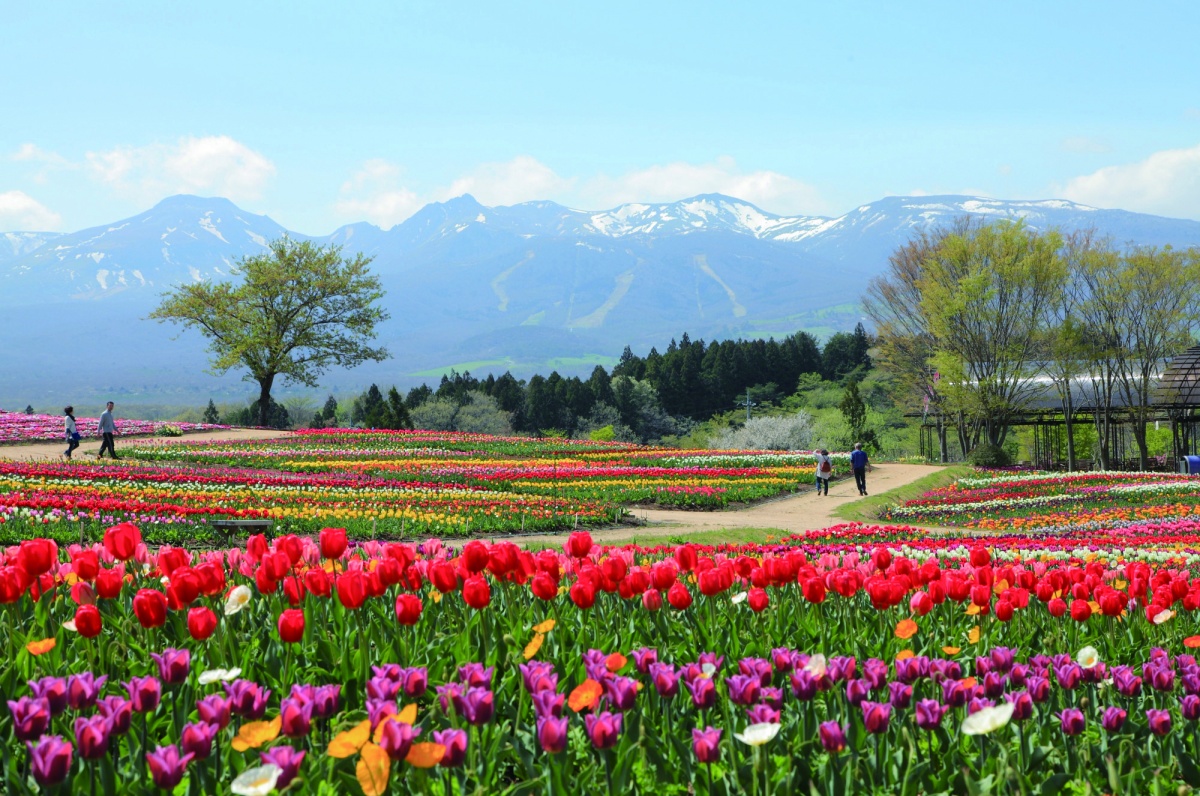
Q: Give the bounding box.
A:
[918,220,1066,452]
[150,237,390,427]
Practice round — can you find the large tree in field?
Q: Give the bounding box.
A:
[150,237,390,427]
[919,220,1066,452]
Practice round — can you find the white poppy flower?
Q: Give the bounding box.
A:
[803,654,827,679]
[1076,646,1100,669]
[960,702,1015,736]
[224,585,252,615]
[198,668,242,685]
[231,764,282,796]
[730,591,748,605]
[734,722,781,746]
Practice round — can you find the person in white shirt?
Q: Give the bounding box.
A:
[815,448,833,495]
[98,401,118,459]
[63,406,80,459]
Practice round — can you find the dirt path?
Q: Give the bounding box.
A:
[0,427,292,461]
[497,462,948,545]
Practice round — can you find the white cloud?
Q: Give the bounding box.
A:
[443,155,576,207]
[1060,142,1200,219]
[333,159,424,229]
[11,143,69,166]
[582,156,828,216]
[0,191,63,230]
[85,135,276,202]
[1060,136,1110,154]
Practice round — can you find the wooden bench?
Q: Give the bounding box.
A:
[208,519,274,543]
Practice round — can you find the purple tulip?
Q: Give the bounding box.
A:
[1054,663,1082,691]
[1059,708,1085,736]
[603,677,639,712]
[520,661,557,694]
[863,659,889,690]
[1025,676,1050,703]
[1008,663,1029,688]
[649,663,679,698]
[126,676,162,713]
[367,699,397,729]
[457,663,494,688]
[990,647,1016,673]
[537,715,569,754]
[280,697,314,738]
[770,648,796,674]
[1181,670,1200,696]
[726,675,761,706]
[453,687,495,726]
[1147,708,1173,736]
[739,658,773,688]
[224,680,270,719]
[1112,667,1142,698]
[1147,666,1176,693]
[1101,707,1127,733]
[584,711,623,749]
[818,721,847,753]
[532,690,565,718]
[582,649,607,670]
[8,697,51,742]
[631,647,659,675]
[379,719,420,760]
[914,699,948,730]
[967,697,995,715]
[146,744,193,790]
[942,679,969,708]
[895,656,929,684]
[828,656,856,682]
[436,683,463,713]
[95,696,132,736]
[888,682,913,710]
[180,721,219,760]
[981,672,1006,699]
[790,670,818,701]
[929,659,962,683]
[372,664,403,681]
[401,668,427,699]
[150,649,190,685]
[1004,691,1033,721]
[861,701,891,734]
[692,726,722,763]
[27,735,73,787]
[66,673,108,712]
[312,684,342,719]
[746,704,781,725]
[433,728,468,767]
[1182,694,1200,721]
[698,652,725,670]
[73,715,113,760]
[367,676,401,701]
[759,687,784,710]
[974,656,993,677]
[28,677,68,716]
[260,746,306,789]
[1051,654,1073,668]
[196,694,231,730]
[687,677,717,710]
[846,679,870,708]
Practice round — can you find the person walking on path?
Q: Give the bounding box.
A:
[98,401,118,459]
[815,448,833,495]
[850,442,870,496]
[63,406,80,459]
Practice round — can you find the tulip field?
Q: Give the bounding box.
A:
[0,430,843,545]
[8,437,1200,793]
[0,409,228,444]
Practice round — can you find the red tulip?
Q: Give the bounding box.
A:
[430,562,459,594]
[187,606,218,641]
[1070,599,1091,622]
[319,528,348,560]
[462,541,491,574]
[246,534,269,562]
[531,572,558,602]
[994,599,1014,622]
[1047,597,1067,617]
[565,531,593,558]
[157,547,188,577]
[71,551,99,582]
[462,575,490,610]
[18,539,57,576]
[132,589,168,629]
[570,580,596,609]
[642,588,663,611]
[667,581,692,610]
[95,568,123,600]
[255,568,278,595]
[333,571,367,610]
[674,545,698,572]
[74,604,102,638]
[747,588,769,613]
[276,535,303,567]
[0,565,30,603]
[802,577,827,604]
[304,568,332,598]
[395,593,423,626]
[277,609,305,644]
[103,523,141,561]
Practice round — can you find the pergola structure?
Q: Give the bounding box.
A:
[915,345,1200,471]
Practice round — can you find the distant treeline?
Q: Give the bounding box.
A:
[327,325,872,441]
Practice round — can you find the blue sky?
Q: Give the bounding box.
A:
[3,1,1199,233]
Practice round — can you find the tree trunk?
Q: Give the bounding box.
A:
[1063,391,1076,472]
[1132,419,1149,471]
[258,374,275,428]
[937,415,949,464]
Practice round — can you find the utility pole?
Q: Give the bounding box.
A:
[737,388,756,422]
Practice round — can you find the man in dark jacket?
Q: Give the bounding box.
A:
[850,442,869,496]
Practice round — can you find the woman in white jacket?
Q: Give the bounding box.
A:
[63,406,80,459]
[815,448,833,495]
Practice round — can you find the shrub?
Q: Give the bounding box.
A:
[967,443,1012,468]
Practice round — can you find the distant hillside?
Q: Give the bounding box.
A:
[3,192,1199,406]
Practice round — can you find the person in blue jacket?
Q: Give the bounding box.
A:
[850,442,870,496]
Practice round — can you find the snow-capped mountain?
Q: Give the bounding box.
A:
[2,192,1199,405]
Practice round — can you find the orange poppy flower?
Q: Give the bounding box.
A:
[356,742,391,796]
[231,716,281,751]
[406,743,446,769]
[894,619,918,640]
[523,634,545,661]
[1185,636,1200,649]
[25,638,56,656]
[328,720,371,758]
[896,650,915,661]
[942,646,962,655]
[605,652,628,672]
[568,679,603,712]
[533,619,556,633]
